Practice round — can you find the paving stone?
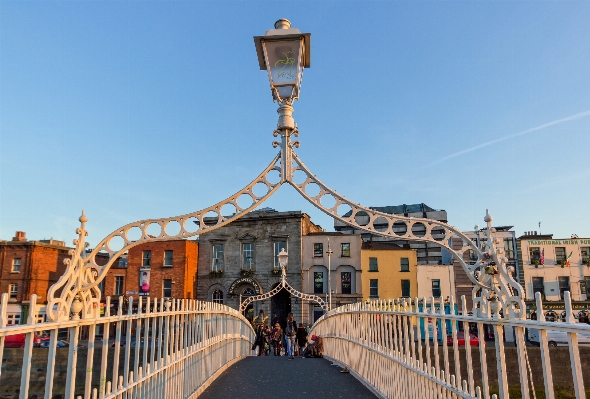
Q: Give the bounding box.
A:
[199,356,377,399]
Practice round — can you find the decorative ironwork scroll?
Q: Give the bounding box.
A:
[239,264,327,313]
[47,103,525,321]
[47,155,283,321]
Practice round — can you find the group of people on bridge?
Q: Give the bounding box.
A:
[252,312,323,359]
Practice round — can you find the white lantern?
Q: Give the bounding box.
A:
[277,248,289,269]
[254,19,311,103]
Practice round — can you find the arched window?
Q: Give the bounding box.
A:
[212,289,223,304]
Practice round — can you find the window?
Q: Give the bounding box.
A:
[341,272,352,294]
[558,276,570,300]
[274,241,287,269]
[9,283,18,299]
[212,289,223,304]
[529,247,540,262]
[98,280,105,296]
[163,279,172,298]
[432,280,441,298]
[314,272,324,294]
[400,258,409,272]
[212,245,224,271]
[142,250,151,267]
[313,243,323,257]
[369,257,378,272]
[584,277,590,296]
[242,243,254,270]
[369,279,378,298]
[555,247,567,262]
[504,239,515,259]
[401,280,411,298]
[118,257,127,268]
[114,276,124,296]
[341,243,351,257]
[11,258,21,273]
[532,277,545,298]
[164,250,173,267]
[6,314,20,325]
[582,247,590,258]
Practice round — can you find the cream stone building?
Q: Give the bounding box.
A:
[302,232,362,323]
[519,233,590,302]
[416,264,455,300]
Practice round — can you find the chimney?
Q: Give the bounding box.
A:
[534,231,538,235]
[12,231,27,242]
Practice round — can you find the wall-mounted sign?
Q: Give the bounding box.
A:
[229,277,262,295]
[126,291,138,295]
[528,239,590,246]
[139,268,151,296]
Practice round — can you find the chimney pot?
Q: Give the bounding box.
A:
[12,231,27,242]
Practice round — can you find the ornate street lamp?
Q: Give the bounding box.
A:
[254,19,311,184]
[277,248,289,270]
[254,19,311,107]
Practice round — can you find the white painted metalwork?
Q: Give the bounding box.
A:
[239,248,327,313]
[46,20,521,323]
[311,291,589,399]
[0,292,254,399]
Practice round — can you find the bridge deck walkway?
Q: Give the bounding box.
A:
[199,355,378,399]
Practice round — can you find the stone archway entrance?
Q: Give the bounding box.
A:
[270,285,291,328]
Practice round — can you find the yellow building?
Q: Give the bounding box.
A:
[361,242,418,300]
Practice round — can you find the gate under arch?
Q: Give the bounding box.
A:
[45,20,523,323]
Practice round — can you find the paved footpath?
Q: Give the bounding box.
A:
[199,355,378,399]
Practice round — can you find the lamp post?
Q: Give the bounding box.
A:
[326,239,333,310]
[254,19,311,183]
[277,248,289,279]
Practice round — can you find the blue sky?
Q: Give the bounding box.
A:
[1,1,589,246]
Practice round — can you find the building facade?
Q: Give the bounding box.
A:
[302,232,362,322]
[519,234,590,302]
[123,239,198,301]
[450,226,520,309]
[416,263,455,300]
[334,203,450,265]
[0,231,122,324]
[197,208,322,326]
[360,241,418,301]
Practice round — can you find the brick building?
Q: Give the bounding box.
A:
[197,208,322,325]
[0,230,197,325]
[0,232,71,324]
[123,240,198,301]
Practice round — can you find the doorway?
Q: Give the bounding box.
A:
[271,286,291,328]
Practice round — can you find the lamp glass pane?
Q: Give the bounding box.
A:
[263,39,302,88]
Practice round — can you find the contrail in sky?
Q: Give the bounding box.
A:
[428,110,590,166]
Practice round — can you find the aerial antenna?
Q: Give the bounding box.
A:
[538,221,541,235]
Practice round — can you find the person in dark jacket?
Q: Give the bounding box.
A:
[254,324,267,356]
[284,313,297,360]
[295,323,308,357]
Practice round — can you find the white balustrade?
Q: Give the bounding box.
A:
[311,292,589,399]
[0,292,254,399]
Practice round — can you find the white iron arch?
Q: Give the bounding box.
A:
[46,102,524,323]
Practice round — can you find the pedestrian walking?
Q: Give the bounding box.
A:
[296,323,308,357]
[270,323,283,356]
[254,324,266,356]
[284,313,297,360]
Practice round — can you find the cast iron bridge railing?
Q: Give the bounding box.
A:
[1,290,589,399]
